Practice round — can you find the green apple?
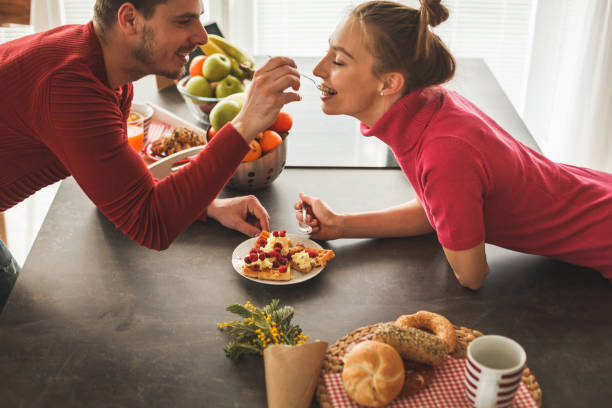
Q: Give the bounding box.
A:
[183,75,213,98]
[225,92,247,110]
[209,99,241,130]
[202,54,232,82]
[215,75,245,98]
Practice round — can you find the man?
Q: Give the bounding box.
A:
[0,0,301,309]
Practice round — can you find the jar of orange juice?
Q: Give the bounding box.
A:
[127,112,144,152]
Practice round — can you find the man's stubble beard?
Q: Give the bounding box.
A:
[134,25,185,80]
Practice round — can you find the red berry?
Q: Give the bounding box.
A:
[257,238,267,246]
[244,256,251,264]
[272,261,280,268]
[279,257,288,265]
[273,230,279,237]
[249,254,258,262]
[308,251,317,258]
[259,253,266,261]
[274,242,283,248]
[249,248,258,254]
[280,230,287,237]
[279,266,288,273]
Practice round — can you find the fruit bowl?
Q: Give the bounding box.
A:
[207,128,288,192]
[176,76,222,124]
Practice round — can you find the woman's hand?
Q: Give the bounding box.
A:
[293,192,342,240]
[443,242,489,290]
[232,56,301,142]
[206,196,270,237]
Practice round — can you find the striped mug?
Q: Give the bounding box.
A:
[465,335,526,408]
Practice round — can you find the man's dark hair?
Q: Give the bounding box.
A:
[94,0,169,30]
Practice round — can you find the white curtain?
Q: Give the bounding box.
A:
[552,0,612,171]
[525,0,612,172]
[31,0,62,31]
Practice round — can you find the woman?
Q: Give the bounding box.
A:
[295,0,612,289]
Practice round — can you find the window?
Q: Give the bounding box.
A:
[0,24,32,44]
[249,0,536,110]
[62,0,95,24]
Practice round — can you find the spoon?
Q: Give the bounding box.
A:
[297,202,313,235]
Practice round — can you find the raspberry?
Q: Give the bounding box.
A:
[265,252,272,258]
[280,230,287,237]
[279,266,288,273]
[272,261,280,268]
[273,230,279,237]
[249,248,258,254]
[279,257,288,265]
[257,239,267,246]
[308,251,317,258]
[249,254,259,262]
[273,242,283,249]
[244,256,251,264]
[259,253,266,261]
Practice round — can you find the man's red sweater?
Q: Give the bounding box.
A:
[0,22,249,250]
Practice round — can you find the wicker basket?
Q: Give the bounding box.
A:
[316,323,542,408]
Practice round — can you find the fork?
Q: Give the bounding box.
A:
[296,70,323,91]
[297,201,313,235]
[266,55,322,91]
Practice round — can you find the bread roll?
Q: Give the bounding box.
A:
[342,340,405,407]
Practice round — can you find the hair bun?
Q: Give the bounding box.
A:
[342,340,405,406]
[419,0,450,27]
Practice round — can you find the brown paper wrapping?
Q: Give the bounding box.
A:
[264,341,328,408]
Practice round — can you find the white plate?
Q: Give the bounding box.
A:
[231,234,326,285]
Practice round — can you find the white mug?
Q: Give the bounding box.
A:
[465,335,526,408]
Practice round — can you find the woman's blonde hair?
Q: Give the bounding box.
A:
[351,0,455,94]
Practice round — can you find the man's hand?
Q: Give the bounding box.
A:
[232,56,301,142]
[206,196,270,237]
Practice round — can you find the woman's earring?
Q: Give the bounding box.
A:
[380,91,384,96]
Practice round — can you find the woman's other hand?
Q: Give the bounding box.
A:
[206,196,270,237]
[294,192,342,240]
[232,56,301,142]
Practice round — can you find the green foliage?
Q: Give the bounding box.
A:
[217,299,309,359]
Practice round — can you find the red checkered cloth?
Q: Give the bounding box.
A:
[147,120,172,143]
[323,357,538,408]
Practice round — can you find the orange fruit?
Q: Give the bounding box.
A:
[242,140,262,162]
[207,126,217,141]
[259,130,283,153]
[271,111,293,133]
[189,55,207,77]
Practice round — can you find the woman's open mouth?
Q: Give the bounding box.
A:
[319,84,337,96]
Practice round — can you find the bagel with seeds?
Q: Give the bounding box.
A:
[342,340,405,407]
[373,322,449,366]
[395,311,457,352]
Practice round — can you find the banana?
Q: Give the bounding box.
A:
[200,40,227,57]
[208,34,255,69]
[229,57,246,80]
